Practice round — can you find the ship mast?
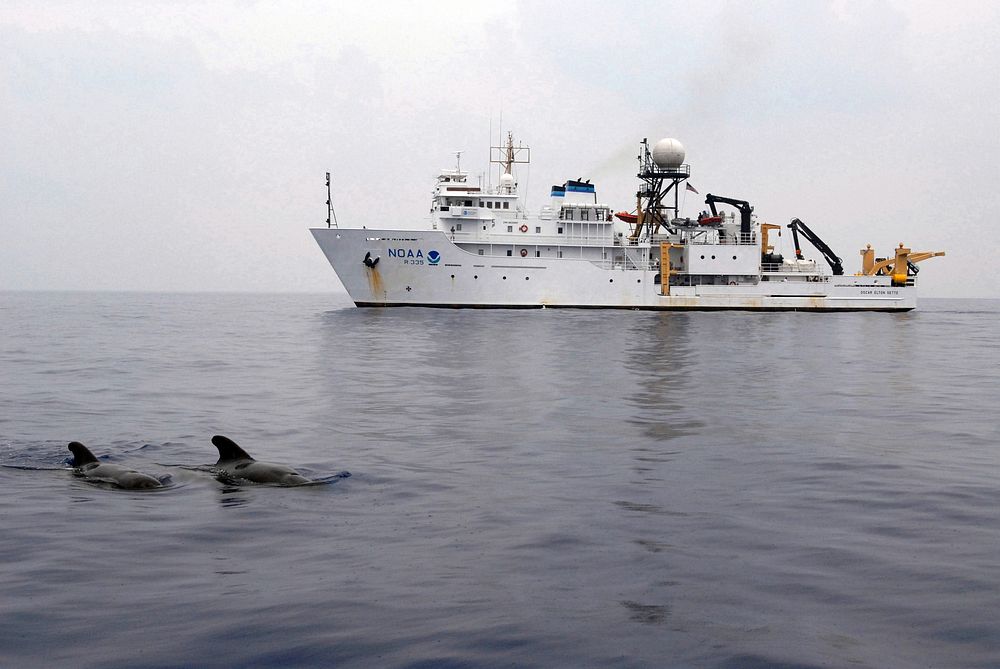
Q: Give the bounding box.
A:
[490,131,530,187]
[630,138,691,241]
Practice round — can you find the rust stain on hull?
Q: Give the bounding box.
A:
[366,267,384,299]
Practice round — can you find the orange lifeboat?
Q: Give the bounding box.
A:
[615,211,638,224]
[698,215,723,226]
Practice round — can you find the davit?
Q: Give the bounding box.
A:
[68,442,163,489]
[211,435,310,485]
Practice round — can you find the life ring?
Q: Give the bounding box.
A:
[520,249,528,257]
[519,224,529,233]
[728,281,737,285]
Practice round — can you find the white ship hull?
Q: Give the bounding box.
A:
[311,228,917,311]
[312,133,941,310]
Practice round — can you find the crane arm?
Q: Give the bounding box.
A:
[761,223,781,254]
[865,250,945,276]
[787,218,844,275]
[908,251,946,264]
[705,194,753,237]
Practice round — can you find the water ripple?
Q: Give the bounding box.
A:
[1,293,998,668]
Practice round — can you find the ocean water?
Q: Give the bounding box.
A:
[1,291,998,669]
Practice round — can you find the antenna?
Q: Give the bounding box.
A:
[454,151,463,172]
[326,172,339,228]
[490,132,530,182]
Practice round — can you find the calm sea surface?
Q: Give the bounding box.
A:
[1,292,998,668]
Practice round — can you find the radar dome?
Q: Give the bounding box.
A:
[499,172,515,192]
[651,138,685,168]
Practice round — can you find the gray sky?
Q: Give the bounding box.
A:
[2,1,997,297]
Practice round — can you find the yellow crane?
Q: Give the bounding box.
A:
[859,243,945,286]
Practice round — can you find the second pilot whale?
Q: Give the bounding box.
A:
[211,435,311,485]
[68,442,163,489]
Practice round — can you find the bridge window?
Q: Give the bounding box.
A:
[557,227,563,234]
[535,226,541,233]
[596,209,605,221]
[507,249,513,256]
[464,200,472,206]
[580,209,590,221]
[487,201,493,208]
[502,202,509,209]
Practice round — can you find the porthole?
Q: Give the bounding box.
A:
[474,275,478,279]
[711,255,716,260]
[732,255,737,260]
[450,274,455,279]
[502,276,507,280]
[700,255,705,260]
[609,279,614,283]
[525,276,530,281]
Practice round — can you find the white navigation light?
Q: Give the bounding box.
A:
[652,138,685,168]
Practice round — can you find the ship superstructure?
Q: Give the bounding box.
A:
[311,134,943,310]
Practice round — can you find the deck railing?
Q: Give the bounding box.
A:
[448,230,617,246]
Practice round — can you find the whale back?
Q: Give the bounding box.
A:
[212,435,255,463]
[68,441,99,466]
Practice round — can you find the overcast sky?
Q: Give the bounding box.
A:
[2,1,997,297]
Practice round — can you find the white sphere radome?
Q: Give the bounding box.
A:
[652,138,685,168]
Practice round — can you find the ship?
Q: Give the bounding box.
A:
[311,134,944,311]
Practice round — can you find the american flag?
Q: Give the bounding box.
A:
[685,183,699,194]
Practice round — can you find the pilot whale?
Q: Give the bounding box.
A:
[211,435,310,485]
[68,442,163,489]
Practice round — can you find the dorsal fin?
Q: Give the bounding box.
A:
[68,441,99,466]
[211,435,254,463]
